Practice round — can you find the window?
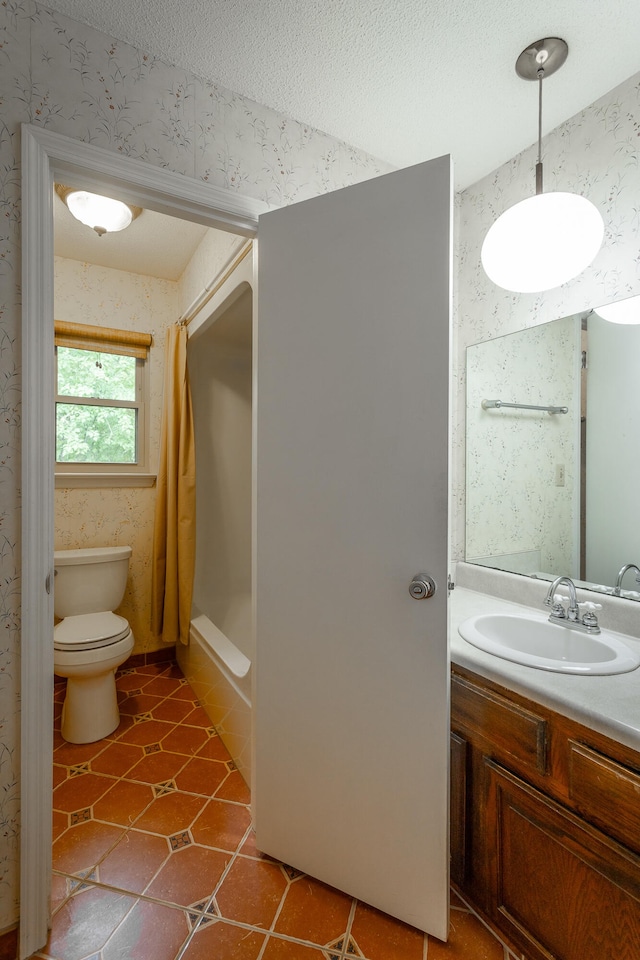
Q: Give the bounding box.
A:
[55,320,152,478]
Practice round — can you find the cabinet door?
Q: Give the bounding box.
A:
[450,731,468,888]
[485,758,640,960]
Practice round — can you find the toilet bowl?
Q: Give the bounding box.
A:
[54,546,135,743]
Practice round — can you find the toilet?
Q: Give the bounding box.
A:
[54,545,135,744]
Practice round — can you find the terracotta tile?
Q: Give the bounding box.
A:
[142,675,185,698]
[53,728,65,750]
[93,779,154,826]
[215,769,251,804]
[348,901,427,960]
[54,682,67,702]
[161,724,210,756]
[215,856,288,928]
[126,749,189,785]
[52,810,69,841]
[261,936,332,958]
[134,791,206,836]
[197,734,233,763]
[182,705,214,728]
[53,764,67,788]
[105,713,135,739]
[161,662,186,679]
[174,757,230,796]
[50,873,71,914]
[119,692,166,716]
[151,696,196,723]
[117,718,176,747]
[98,828,170,895]
[170,682,200,702]
[43,883,136,960]
[191,798,252,852]
[122,653,145,669]
[145,844,230,907]
[53,820,125,876]
[182,918,266,959]
[145,648,176,666]
[240,828,261,858]
[426,908,505,959]
[91,740,144,777]
[101,898,191,960]
[53,738,107,765]
[53,772,114,812]
[275,875,353,947]
[135,661,174,677]
[116,671,146,693]
[0,927,18,960]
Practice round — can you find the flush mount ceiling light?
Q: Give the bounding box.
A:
[481,38,604,294]
[55,184,142,237]
[594,294,640,324]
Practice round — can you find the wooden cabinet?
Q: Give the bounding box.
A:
[451,665,640,960]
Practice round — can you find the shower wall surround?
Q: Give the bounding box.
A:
[0,0,388,930]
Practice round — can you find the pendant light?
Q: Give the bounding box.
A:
[481,38,604,294]
[594,294,640,324]
[55,184,142,237]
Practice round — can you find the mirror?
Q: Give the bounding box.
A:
[465,296,640,599]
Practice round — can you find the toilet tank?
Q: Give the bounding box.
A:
[54,546,132,618]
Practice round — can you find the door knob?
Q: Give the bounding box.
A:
[409,573,436,600]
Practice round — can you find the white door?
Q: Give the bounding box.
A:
[254,155,452,938]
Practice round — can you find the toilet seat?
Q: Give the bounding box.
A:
[54,612,130,652]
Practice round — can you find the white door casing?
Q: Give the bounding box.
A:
[20,123,265,960]
[254,156,453,937]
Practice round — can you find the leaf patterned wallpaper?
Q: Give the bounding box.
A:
[0,0,388,930]
[1,0,640,934]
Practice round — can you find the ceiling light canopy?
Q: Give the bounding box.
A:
[55,184,142,237]
[481,38,604,294]
[594,295,640,325]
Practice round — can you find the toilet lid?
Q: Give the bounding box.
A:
[54,612,130,651]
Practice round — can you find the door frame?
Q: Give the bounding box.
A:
[20,123,265,959]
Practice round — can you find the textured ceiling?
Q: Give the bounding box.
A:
[42,0,640,190]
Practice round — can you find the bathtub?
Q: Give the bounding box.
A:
[177,612,252,788]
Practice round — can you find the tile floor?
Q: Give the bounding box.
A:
[37,660,515,960]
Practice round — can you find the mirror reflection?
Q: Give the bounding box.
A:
[465,297,640,600]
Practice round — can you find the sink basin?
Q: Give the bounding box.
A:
[458,612,640,675]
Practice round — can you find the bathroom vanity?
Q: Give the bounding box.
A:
[450,575,640,960]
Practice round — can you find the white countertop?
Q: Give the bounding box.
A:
[450,585,640,753]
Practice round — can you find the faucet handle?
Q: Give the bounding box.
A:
[579,601,602,612]
[579,601,602,633]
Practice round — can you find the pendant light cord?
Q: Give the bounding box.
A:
[536,70,544,194]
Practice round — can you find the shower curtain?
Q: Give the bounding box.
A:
[151,322,196,644]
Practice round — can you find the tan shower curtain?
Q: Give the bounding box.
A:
[151,322,196,644]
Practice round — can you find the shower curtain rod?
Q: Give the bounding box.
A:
[481,399,568,415]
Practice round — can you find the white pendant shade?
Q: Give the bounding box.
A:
[594,294,640,324]
[65,190,134,233]
[481,192,604,293]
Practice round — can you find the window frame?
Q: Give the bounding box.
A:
[54,321,152,481]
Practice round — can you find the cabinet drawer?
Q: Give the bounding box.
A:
[569,740,640,856]
[451,674,547,774]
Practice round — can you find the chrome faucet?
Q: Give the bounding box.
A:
[543,575,601,634]
[613,563,640,597]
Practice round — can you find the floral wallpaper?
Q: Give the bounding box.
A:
[0,0,389,932]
